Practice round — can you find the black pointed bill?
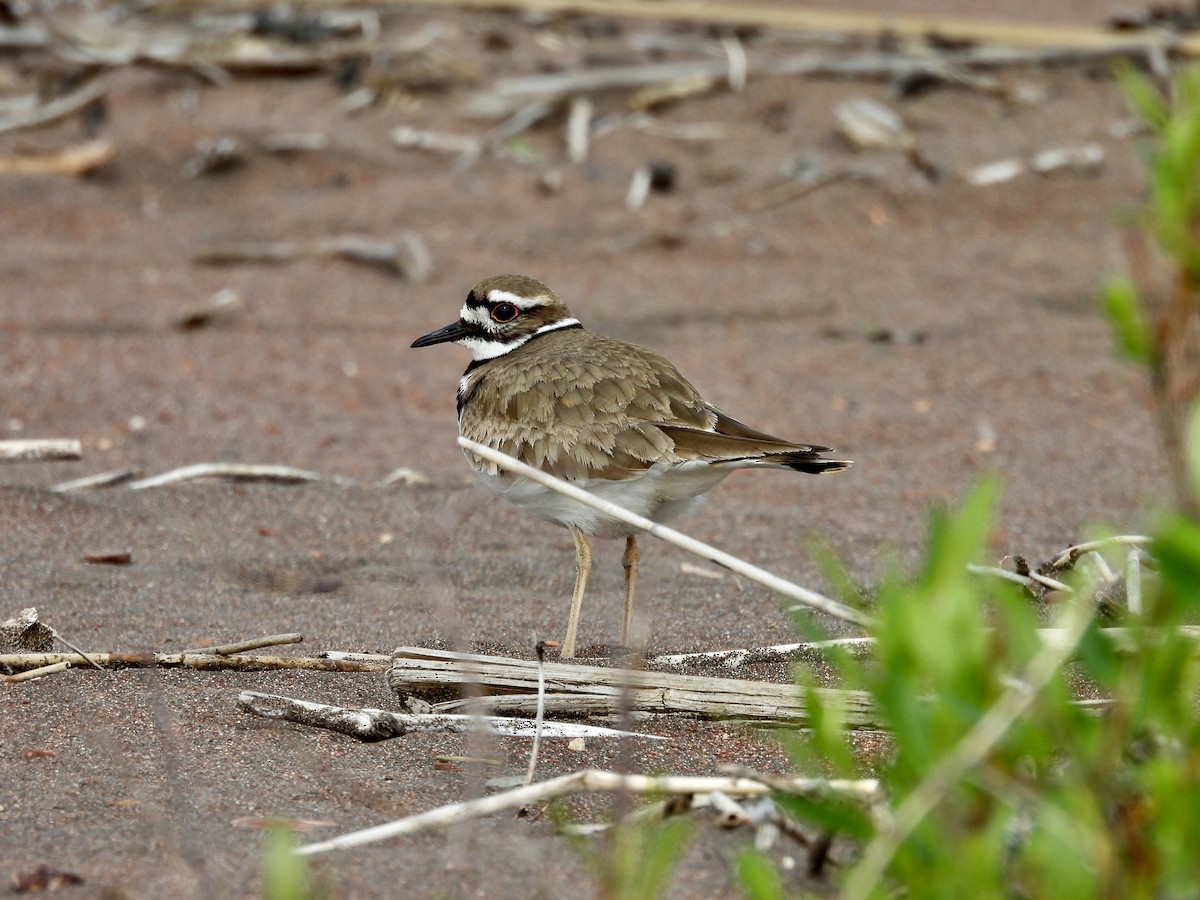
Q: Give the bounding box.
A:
[412,320,471,348]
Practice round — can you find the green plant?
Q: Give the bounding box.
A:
[736,63,1200,900]
[559,805,694,900]
[262,827,322,900]
[1103,64,1200,516]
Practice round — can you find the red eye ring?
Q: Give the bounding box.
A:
[491,302,519,323]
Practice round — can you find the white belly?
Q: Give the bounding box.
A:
[479,461,732,539]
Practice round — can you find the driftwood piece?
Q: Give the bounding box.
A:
[388,647,881,727]
[0,439,82,463]
[237,690,664,741]
[294,767,881,856]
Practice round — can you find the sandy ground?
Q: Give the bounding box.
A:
[0,1,1175,896]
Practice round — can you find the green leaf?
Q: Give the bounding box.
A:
[1187,402,1200,504]
[735,848,785,900]
[1153,515,1200,617]
[772,791,873,841]
[1115,63,1170,134]
[1074,618,1124,691]
[262,828,313,900]
[1099,278,1153,365]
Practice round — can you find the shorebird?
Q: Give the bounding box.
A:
[412,274,849,657]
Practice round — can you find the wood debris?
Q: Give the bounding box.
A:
[126,463,330,489]
[174,288,244,330]
[0,138,114,177]
[388,646,882,726]
[184,135,246,177]
[194,233,431,280]
[51,17,371,73]
[52,467,142,492]
[0,439,82,462]
[238,690,664,741]
[0,651,387,673]
[0,81,104,135]
[82,549,133,565]
[293,767,882,856]
[965,142,1104,185]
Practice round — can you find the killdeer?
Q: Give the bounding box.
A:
[412,275,850,657]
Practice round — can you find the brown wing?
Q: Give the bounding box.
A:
[658,420,850,473]
[459,329,719,480]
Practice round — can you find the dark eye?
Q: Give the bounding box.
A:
[491,302,519,323]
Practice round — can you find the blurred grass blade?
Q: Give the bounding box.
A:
[1099,278,1153,365]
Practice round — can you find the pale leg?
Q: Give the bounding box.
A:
[621,535,640,648]
[562,526,591,659]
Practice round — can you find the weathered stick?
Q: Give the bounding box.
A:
[389,647,881,727]
[652,627,1200,667]
[0,652,387,673]
[294,767,881,856]
[651,637,876,669]
[0,439,82,462]
[237,691,661,741]
[457,438,871,629]
[381,1,1200,55]
[0,139,115,176]
[179,633,302,656]
[194,234,428,279]
[127,463,329,489]
[52,467,142,492]
[1,661,71,683]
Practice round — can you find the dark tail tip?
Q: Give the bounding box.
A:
[782,454,853,474]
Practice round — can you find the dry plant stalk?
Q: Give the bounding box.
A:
[294,768,881,856]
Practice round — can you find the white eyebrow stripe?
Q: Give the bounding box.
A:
[533,317,580,336]
[486,288,544,310]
